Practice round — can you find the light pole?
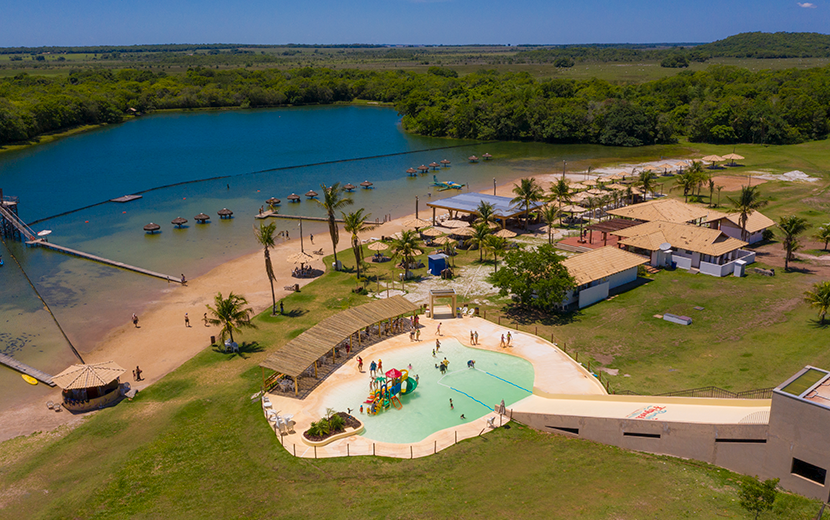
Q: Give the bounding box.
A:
[493,178,496,196]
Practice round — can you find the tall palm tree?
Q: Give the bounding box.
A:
[778,215,808,271]
[342,208,373,279]
[687,161,707,197]
[728,186,769,242]
[671,171,696,203]
[475,200,497,225]
[804,281,830,324]
[206,292,257,344]
[444,239,457,267]
[253,222,278,315]
[466,223,492,262]
[716,185,724,208]
[511,177,544,230]
[389,229,422,280]
[315,182,353,270]
[707,177,716,207]
[816,224,830,251]
[548,177,571,225]
[637,170,658,200]
[540,204,561,244]
[484,234,507,273]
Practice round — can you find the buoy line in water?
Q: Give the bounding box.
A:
[28,142,486,226]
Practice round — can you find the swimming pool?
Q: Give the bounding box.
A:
[319,338,534,443]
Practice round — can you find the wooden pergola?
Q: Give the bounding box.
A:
[429,288,457,318]
[258,296,418,397]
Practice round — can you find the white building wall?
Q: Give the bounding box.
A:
[607,267,637,290]
[578,282,610,308]
[721,221,765,244]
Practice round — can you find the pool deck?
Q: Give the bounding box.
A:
[263,309,605,459]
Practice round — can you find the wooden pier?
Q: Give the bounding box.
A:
[255,213,344,224]
[27,240,183,283]
[0,353,55,386]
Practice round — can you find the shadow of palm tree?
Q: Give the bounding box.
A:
[212,341,264,359]
[807,319,830,329]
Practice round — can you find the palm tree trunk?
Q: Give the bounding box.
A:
[227,325,234,344]
[268,277,276,315]
[328,215,338,267]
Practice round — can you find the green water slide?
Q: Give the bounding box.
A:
[400,377,418,395]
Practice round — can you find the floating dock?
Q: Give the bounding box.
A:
[257,214,344,223]
[110,194,143,203]
[27,240,183,283]
[0,353,55,386]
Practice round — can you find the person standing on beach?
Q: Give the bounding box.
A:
[415,329,421,341]
[506,331,512,346]
[181,274,187,285]
[132,313,139,328]
[470,331,474,344]
[436,322,442,336]
[474,331,479,345]
[309,234,314,244]
[185,313,190,327]
[499,334,505,348]
[357,357,363,372]
[203,313,208,326]
[135,366,143,381]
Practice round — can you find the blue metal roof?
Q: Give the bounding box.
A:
[426,193,545,218]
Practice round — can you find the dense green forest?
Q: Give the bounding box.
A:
[1,63,829,147]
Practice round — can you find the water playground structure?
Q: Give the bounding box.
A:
[365,368,418,415]
[432,175,465,191]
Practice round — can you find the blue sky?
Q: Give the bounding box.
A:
[1,0,828,47]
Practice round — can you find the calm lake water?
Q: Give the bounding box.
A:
[0,105,682,406]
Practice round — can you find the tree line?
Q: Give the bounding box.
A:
[2,63,830,147]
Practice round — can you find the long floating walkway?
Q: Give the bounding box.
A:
[258,213,344,223]
[27,240,183,283]
[0,353,55,386]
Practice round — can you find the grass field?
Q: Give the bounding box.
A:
[1,259,827,519]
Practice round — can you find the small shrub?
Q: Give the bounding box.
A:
[762,228,775,241]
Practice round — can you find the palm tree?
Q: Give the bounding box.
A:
[637,170,658,200]
[778,215,808,271]
[511,177,544,230]
[315,182,353,270]
[804,281,830,324]
[540,204,561,244]
[466,223,492,262]
[548,178,571,225]
[484,234,507,273]
[728,186,769,242]
[707,178,715,207]
[672,171,696,203]
[444,239,457,267]
[687,161,707,197]
[816,224,830,251]
[716,185,724,207]
[253,222,278,315]
[389,229,422,280]
[475,201,497,225]
[206,292,257,345]
[342,208,373,279]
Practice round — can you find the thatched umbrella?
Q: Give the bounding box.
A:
[143,223,161,233]
[217,208,233,218]
[287,193,301,202]
[723,153,744,166]
[582,178,598,186]
[443,219,470,229]
[418,165,429,173]
[360,181,374,189]
[403,217,432,228]
[288,251,315,264]
[483,153,492,160]
[558,204,587,214]
[468,155,479,163]
[701,155,725,168]
[367,241,388,251]
[440,159,451,167]
[195,213,210,223]
[343,183,356,192]
[429,162,440,170]
[305,190,318,199]
[433,236,452,245]
[406,168,417,177]
[586,188,604,196]
[53,361,125,390]
[265,197,281,206]
[421,227,444,237]
[171,217,188,228]
[493,228,517,238]
[452,227,475,237]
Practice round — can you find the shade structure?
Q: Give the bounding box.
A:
[217,208,233,218]
[403,217,432,228]
[304,190,318,198]
[604,174,626,181]
[421,227,444,237]
[702,155,725,162]
[429,162,440,169]
[143,223,161,233]
[195,213,210,222]
[482,153,492,160]
[287,251,315,264]
[287,193,301,202]
[440,159,451,166]
[367,241,388,251]
[657,163,675,170]
[171,217,188,227]
[586,188,605,196]
[433,236,452,245]
[443,219,470,229]
[605,183,627,191]
[493,228,517,238]
[265,197,281,205]
[53,361,125,390]
[343,183,356,192]
[558,204,588,213]
[468,155,479,162]
[406,168,417,176]
[360,181,373,188]
[581,179,599,186]
[410,249,423,256]
[723,153,744,160]
[675,161,689,168]
[418,165,429,172]
[452,227,475,237]
[385,368,402,379]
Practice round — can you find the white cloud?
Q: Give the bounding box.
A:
[797,2,817,7]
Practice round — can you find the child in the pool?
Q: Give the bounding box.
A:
[460,414,466,420]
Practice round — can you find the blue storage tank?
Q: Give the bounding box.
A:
[428,254,448,275]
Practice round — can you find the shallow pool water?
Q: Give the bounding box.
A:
[319,338,534,444]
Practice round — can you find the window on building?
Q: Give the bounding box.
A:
[792,458,827,485]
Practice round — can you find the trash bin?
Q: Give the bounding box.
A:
[210,336,216,345]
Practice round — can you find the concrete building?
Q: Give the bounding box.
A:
[512,366,830,501]
[711,210,775,245]
[607,197,723,225]
[560,246,649,308]
[612,220,754,277]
